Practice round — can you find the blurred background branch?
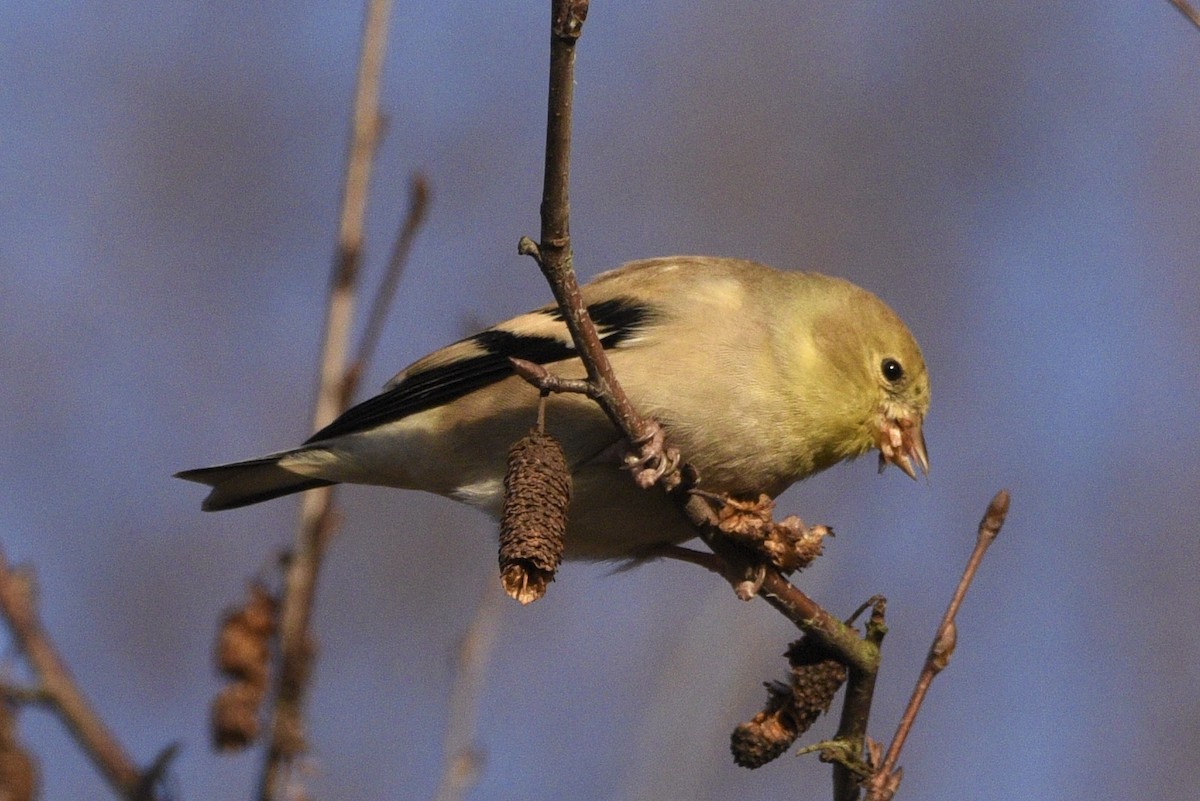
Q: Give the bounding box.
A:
[0,548,166,800]
[431,583,505,801]
[257,0,402,798]
[1169,0,1200,31]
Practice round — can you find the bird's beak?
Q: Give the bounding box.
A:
[876,413,929,480]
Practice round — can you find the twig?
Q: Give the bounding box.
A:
[431,582,505,801]
[257,1,394,798]
[347,173,431,391]
[0,683,51,706]
[828,598,887,801]
[1169,0,1200,32]
[862,490,1011,800]
[519,0,872,660]
[518,0,655,449]
[508,357,598,399]
[0,548,151,798]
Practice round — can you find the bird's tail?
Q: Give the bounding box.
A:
[175,453,336,511]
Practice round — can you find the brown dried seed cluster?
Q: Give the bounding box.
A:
[211,583,277,750]
[716,495,831,573]
[499,428,571,605]
[731,636,848,769]
[731,682,800,769]
[785,637,848,731]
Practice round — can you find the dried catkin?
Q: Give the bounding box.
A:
[499,428,571,604]
[211,583,277,750]
[731,636,847,768]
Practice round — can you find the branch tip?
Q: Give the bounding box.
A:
[551,0,589,39]
[979,489,1010,544]
[865,490,1009,796]
[509,358,594,398]
[508,357,550,385]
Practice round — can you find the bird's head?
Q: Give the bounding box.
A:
[802,277,930,480]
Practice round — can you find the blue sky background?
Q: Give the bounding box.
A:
[3,2,1199,799]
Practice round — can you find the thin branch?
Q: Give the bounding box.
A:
[0,548,148,798]
[509,357,598,398]
[0,683,51,707]
[258,1,394,798]
[347,173,431,391]
[431,582,505,801]
[519,0,654,447]
[863,490,1011,800]
[1169,0,1200,32]
[519,0,866,654]
[829,599,886,801]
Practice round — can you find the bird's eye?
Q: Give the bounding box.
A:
[881,358,904,383]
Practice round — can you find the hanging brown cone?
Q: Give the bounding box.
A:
[215,582,276,691]
[730,682,799,769]
[732,636,848,769]
[785,636,847,734]
[211,682,265,751]
[499,428,571,604]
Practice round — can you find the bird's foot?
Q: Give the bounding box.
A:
[622,420,681,490]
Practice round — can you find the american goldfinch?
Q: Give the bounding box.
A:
[178,256,929,560]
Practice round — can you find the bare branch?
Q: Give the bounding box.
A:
[348,173,431,391]
[519,0,868,658]
[258,1,394,798]
[863,490,1011,800]
[0,548,150,798]
[1169,0,1200,32]
[521,0,881,688]
[829,598,887,801]
[509,357,597,398]
[521,0,658,450]
[432,584,505,801]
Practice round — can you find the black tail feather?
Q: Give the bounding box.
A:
[176,455,336,511]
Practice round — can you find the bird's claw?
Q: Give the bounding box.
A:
[734,563,768,600]
[623,420,681,489]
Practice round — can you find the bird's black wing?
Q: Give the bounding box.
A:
[304,297,655,443]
